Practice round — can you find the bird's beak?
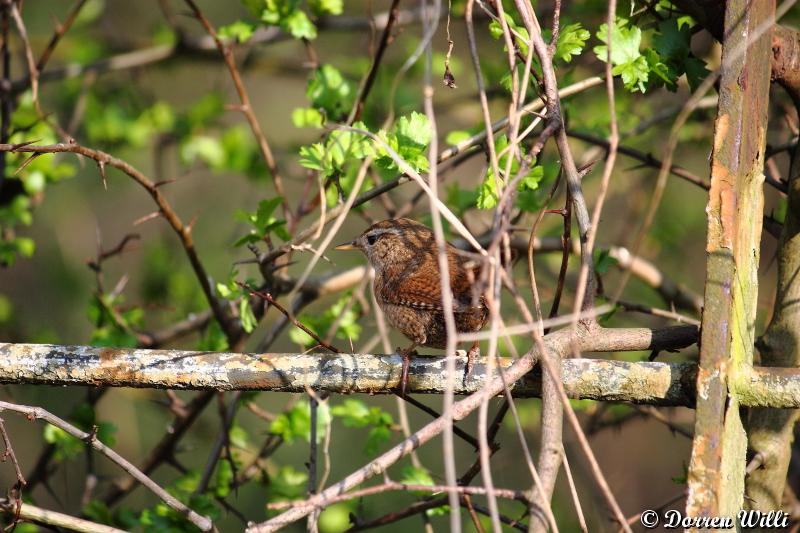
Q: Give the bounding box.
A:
[335,240,358,251]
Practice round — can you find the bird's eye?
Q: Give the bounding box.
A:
[366,234,378,246]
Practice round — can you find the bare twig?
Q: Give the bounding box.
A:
[0,141,236,340]
[347,0,403,124]
[0,497,127,533]
[35,0,89,73]
[267,480,529,511]
[182,0,289,221]
[0,400,213,531]
[246,323,696,532]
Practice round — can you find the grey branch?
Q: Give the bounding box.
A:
[0,400,213,531]
[0,497,126,533]
[0,334,700,407]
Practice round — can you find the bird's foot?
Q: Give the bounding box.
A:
[397,346,418,397]
[462,341,480,387]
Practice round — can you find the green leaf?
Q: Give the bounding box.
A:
[283,9,317,39]
[671,463,688,485]
[364,425,391,455]
[239,298,257,333]
[327,128,373,168]
[446,183,478,217]
[309,0,343,16]
[773,197,788,225]
[292,107,324,128]
[220,125,258,173]
[519,165,545,191]
[332,398,393,454]
[96,421,117,447]
[229,424,250,449]
[593,250,619,275]
[234,198,288,246]
[213,460,234,498]
[488,14,509,40]
[445,130,471,145]
[307,64,353,119]
[476,174,499,210]
[555,22,590,63]
[83,500,115,526]
[613,56,650,92]
[299,142,328,172]
[488,13,531,56]
[186,93,225,130]
[256,198,282,226]
[267,465,308,503]
[43,425,83,460]
[375,112,431,173]
[270,400,329,444]
[318,504,353,533]
[139,472,222,528]
[216,281,233,298]
[13,237,34,257]
[653,18,691,63]
[288,293,362,348]
[219,20,255,43]
[270,401,310,443]
[684,56,710,92]
[22,171,45,194]
[394,111,431,149]
[594,18,649,92]
[331,398,371,426]
[180,135,226,168]
[0,195,32,227]
[400,466,437,496]
[594,18,642,66]
[0,294,11,323]
[197,320,229,351]
[644,48,675,89]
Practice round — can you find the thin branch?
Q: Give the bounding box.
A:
[257,76,604,267]
[35,0,89,73]
[103,391,215,506]
[0,400,213,531]
[0,417,25,489]
[0,497,126,533]
[347,0,402,124]
[267,481,528,511]
[245,321,701,531]
[0,141,236,340]
[182,0,288,221]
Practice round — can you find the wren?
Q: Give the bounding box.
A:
[336,218,488,395]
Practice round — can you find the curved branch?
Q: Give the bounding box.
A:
[0,400,213,531]
[0,141,237,340]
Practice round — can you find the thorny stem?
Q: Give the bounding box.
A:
[0,141,237,341]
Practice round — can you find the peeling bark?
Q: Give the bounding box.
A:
[686,0,774,520]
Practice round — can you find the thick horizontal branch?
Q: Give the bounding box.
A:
[0,337,703,406]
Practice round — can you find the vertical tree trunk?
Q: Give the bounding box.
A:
[746,111,800,515]
[686,0,774,521]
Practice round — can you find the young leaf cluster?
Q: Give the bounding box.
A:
[288,293,362,348]
[594,16,709,93]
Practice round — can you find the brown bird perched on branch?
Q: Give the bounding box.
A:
[336,218,488,395]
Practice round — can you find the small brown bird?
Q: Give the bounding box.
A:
[336,218,488,395]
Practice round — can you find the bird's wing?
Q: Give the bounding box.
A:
[380,253,481,313]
